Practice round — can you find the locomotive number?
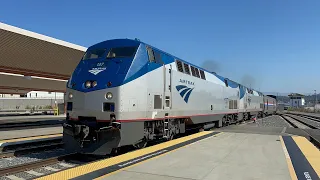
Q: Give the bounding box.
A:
[97,62,104,67]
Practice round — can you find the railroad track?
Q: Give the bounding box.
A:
[293,114,320,123]
[281,114,320,148]
[282,114,319,129]
[0,153,81,178]
[281,115,306,128]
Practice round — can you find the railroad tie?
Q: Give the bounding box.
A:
[44,166,60,172]
[6,175,25,180]
[58,162,75,168]
[25,170,44,176]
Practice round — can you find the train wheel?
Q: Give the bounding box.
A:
[222,116,227,127]
[111,148,119,155]
[168,132,175,140]
[133,137,148,149]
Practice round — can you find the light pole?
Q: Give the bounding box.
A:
[315,90,317,112]
[54,92,57,108]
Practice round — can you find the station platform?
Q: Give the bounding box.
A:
[0,126,62,140]
[0,127,62,151]
[0,115,65,124]
[36,130,320,180]
[0,133,62,152]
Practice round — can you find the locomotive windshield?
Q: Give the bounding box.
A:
[106,46,138,58]
[82,49,106,60]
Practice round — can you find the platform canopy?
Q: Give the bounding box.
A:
[0,22,87,93]
[0,73,67,93]
[0,88,29,95]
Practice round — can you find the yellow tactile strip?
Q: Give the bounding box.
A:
[35,131,215,180]
[292,136,320,176]
[0,133,62,144]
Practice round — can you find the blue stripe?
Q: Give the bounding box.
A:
[176,85,188,91]
[180,88,191,98]
[239,85,246,99]
[184,88,194,103]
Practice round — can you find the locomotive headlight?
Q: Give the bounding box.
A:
[106,92,113,99]
[92,81,97,87]
[85,81,91,88]
[68,93,73,99]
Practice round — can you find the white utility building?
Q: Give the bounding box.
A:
[288,93,305,107]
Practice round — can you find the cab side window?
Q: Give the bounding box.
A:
[147,46,162,64]
[146,46,155,62]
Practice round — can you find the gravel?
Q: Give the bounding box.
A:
[12,171,36,179]
[0,176,11,180]
[0,161,78,180]
[0,148,66,169]
[288,115,320,129]
[246,115,292,128]
[50,163,70,170]
[33,167,54,175]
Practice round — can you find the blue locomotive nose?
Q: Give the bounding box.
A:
[67,39,142,92]
[67,59,122,92]
[68,56,137,92]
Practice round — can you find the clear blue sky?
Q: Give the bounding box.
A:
[1,0,319,94]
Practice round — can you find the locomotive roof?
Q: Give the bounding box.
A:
[89,38,264,96]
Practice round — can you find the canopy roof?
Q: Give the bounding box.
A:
[0,22,87,93]
[0,73,67,93]
[0,88,29,95]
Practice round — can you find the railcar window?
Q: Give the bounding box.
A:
[82,49,106,60]
[195,68,200,78]
[154,51,163,64]
[200,70,206,80]
[190,66,196,77]
[224,79,228,87]
[183,63,191,75]
[176,60,184,72]
[107,47,137,58]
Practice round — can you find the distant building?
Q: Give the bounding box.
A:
[0,91,64,99]
[288,93,305,107]
[0,91,64,110]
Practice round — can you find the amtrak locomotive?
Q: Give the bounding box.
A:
[63,39,277,155]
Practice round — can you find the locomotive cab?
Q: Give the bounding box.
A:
[63,39,152,155]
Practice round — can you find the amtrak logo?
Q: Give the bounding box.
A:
[179,79,194,85]
[176,85,194,103]
[88,67,106,75]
